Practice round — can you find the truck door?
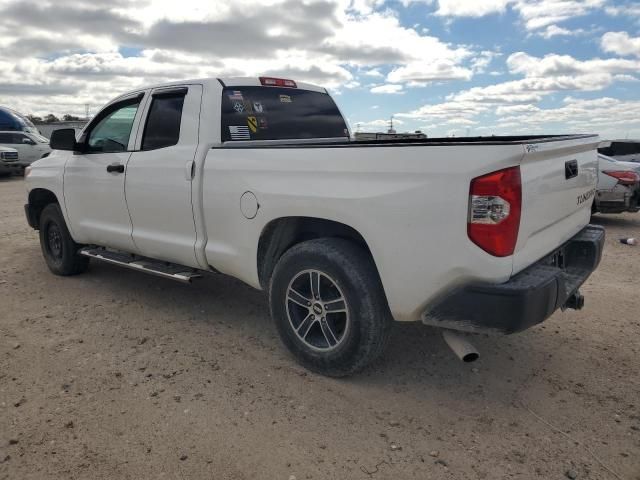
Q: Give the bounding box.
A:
[63,94,146,252]
[124,85,203,268]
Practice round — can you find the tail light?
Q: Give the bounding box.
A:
[603,170,640,185]
[468,166,522,257]
[259,77,297,88]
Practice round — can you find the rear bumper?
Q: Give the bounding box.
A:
[422,225,605,334]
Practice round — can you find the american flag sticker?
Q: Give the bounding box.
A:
[229,125,251,140]
[228,90,243,101]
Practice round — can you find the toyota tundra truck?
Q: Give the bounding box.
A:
[24,77,605,376]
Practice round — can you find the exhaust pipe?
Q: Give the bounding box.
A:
[442,330,479,363]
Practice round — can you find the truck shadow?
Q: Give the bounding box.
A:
[591,213,640,228]
[75,260,577,411]
[0,175,23,183]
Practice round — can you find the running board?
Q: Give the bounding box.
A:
[79,247,202,284]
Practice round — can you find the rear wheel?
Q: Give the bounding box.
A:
[39,203,89,276]
[269,238,391,377]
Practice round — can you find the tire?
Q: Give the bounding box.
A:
[38,203,89,276]
[269,238,391,377]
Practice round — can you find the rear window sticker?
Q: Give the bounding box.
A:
[253,101,264,113]
[247,116,258,134]
[279,94,292,103]
[229,125,250,140]
[233,101,245,113]
[228,90,243,101]
[258,117,268,129]
[243,99,254,114]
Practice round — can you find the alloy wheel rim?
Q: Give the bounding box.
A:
[285,269,350,352]
[47,223,63,259]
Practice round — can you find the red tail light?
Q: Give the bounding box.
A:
[468,166,522,257]
[259,77,297,88]
[603,170,640,186]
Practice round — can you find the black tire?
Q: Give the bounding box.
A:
[38,203,89,276]
[269,238,391,377]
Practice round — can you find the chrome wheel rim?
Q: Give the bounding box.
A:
[285,269,350,352]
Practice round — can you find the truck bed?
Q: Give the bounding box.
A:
[219,134,597,149]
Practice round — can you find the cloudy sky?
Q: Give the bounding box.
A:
[0,0,639,138]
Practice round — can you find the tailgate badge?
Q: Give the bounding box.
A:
[565,159,578,179]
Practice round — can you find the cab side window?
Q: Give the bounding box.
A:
[141,90,186,151]
[14,133,34,145]
[86,100,140,153]
[0,133,13,143]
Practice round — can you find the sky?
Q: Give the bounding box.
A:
[0,0,639,138]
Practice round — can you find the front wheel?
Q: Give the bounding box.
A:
[38,203,89,276]
[269,238,391,377]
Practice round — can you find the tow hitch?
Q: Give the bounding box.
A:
[563,291,585,311]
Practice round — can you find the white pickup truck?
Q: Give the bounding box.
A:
[24,77,605,376]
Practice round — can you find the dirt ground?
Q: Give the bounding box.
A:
[1,175,638,480]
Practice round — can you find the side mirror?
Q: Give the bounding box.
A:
[50,129,78,151]
[22,138,36,145]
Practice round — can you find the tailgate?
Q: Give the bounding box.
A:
[513,135,599,274]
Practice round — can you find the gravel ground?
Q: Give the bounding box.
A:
[1,175,639,480]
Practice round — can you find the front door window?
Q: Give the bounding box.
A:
[87,102,140,153]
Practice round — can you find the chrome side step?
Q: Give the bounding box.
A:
[79,247,202,284]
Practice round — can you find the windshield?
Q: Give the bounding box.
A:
[30,133,50,143]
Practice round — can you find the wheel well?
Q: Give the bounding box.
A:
[257,217,376,289]
[28,189,59,228]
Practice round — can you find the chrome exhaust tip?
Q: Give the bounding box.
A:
[442,330,479,363]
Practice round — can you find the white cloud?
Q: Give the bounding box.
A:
[494,97,640,137]
[355,118,403,128]
[396,49,640,135]
[0,0,476,115]
[432,0,511,17]
[506,51,640,78]
[362,68,384,77]
[471,50,500,73]
[396,100,489,121]
[426,0,605,32]
[605,4,640,19]
[515,0,605,30]
[386,60,472,83]
[370,84,404,94]
[601,31,640,58]
[539,25,572,38]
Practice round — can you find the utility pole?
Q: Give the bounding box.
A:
[388,115,396,134]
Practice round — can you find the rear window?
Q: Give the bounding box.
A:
[220,86,348,142]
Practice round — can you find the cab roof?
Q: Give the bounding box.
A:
[116,77,327,100]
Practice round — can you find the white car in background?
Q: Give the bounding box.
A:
[593,153,640,214]
[598,140,640,164]
[0,131,51,165]
[0,146,20,177]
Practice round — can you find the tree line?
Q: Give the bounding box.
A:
[26,114,85,124]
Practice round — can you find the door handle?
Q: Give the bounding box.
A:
[107,163,125,173]
[184,160,195,181]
